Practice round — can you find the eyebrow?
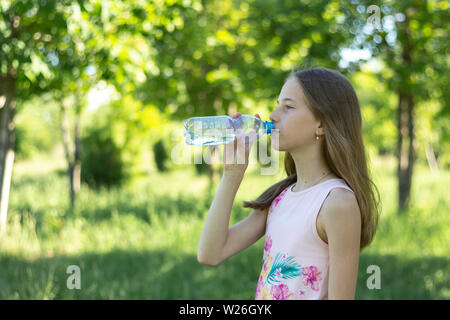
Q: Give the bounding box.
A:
[277,98,296,104]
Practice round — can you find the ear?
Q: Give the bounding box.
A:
[316,120,325,135]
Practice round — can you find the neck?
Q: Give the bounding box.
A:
[289,144,334,191]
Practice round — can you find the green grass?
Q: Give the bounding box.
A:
[0,151,448,299]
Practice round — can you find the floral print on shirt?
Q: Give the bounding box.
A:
[255,234,324,300]
[264,251,302,285]
[268,188,289,216]
[270,283,293,300]
[302,266,323,291]
[256,186,324,299]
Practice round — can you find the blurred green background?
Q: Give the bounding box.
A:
[0,0,448,299]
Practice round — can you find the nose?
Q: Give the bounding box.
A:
[269,110,279,126]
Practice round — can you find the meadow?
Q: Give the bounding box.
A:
[0,146,448,299]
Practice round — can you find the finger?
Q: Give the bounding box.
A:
[235,134,253,162]
[224,138,236,164]
[235,135,247,165]
[245,133,257,160]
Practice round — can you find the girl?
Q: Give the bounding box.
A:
[197,67,381,300]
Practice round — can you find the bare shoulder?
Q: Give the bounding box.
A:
[317,188,361,242]
[321,188,360,221]
[326,188,358,209]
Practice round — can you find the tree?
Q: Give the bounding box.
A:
[347,0,449,212]
[49,1,109,209]
[1,0,142,215]
[0,0,72,232]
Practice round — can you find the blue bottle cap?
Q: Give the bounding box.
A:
[263,121,275,134]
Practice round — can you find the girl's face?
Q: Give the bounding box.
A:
[269,77,321,151]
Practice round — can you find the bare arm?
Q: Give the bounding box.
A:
[197,173,268,266]
[320,188,361,300]
[198,111,266,266]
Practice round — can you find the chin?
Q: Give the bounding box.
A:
[273,145,287,152]
[271,139,283,151]
[270,132,282,151]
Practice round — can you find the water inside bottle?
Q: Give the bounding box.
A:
[184,115,261,146]
[185,128,236,146]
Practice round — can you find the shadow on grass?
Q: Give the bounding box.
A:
[0,247,259,299]
[0,244,448,299]
[74,192,216,225]
[8,192,217,239]
[356,253,449,299]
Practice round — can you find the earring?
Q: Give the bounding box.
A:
[316,135,320,140]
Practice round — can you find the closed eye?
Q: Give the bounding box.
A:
[285,105,293,109]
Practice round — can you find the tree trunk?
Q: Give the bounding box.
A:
[395,11,416,214]
[0,69,17,233]
[425,142,439,174]
[60,98,81,209]
[396,89,416,213]
[73,108,81,195]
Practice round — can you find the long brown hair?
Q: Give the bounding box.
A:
[243,67,381,251]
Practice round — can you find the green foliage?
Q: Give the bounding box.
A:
[80,127,125,189]
[14,126,49,161]
[82,94,163,185]
[3,0,448,177]
[0,0,71,100]
[352,0,449,165]
[152,139,168,172]
[13,98,61,161]
[194,161,210,176]
[352,70,397,156]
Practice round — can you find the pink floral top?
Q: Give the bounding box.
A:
[255,178,354,300]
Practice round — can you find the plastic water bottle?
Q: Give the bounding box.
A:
[184,114,275,146]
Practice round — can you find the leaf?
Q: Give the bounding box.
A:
[265,252,302,285]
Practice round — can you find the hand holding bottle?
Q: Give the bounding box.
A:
[223,112,260,177]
